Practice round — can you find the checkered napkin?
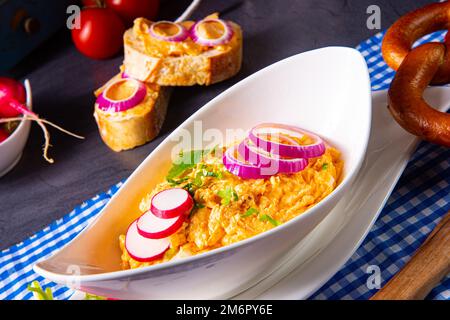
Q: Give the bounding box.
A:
[311,30,450,300]
[1,31,449,300]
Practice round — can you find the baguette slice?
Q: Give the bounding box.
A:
[94,72,170,152]
[123,15,243,86]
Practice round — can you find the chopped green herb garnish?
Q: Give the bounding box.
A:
[194,168,221,186]
[27,281,53,300]
[167,177,189,186]
[259,214,281,226]
[166,162,194,181]
[195,202,205,209]
[241,207,259,218]
[322,163,329,171]
[217,186,238,205]
[166,149,210,180]
[84,293,106,300]
[204,171,218,177]
[189,201,205,218]
[183,182,197,196]
[28,280,107,300]
[194,171,203,186]
[167,148,223,184]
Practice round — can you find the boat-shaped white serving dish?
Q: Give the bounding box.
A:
[35,47,371,299]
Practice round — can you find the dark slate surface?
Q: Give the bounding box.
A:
[0,0,433,249]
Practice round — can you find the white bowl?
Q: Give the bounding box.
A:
[0,80,32,177]
[34,47,371,299]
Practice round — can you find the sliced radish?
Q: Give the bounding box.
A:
[125,220,170,262]
[137,209,184,239]
[151,188,194,219]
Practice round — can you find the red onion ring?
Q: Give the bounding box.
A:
[148,21,189,42]
[190,18,233,46]
[248,123,325,159]
[96,78,147,113]
[223,144,273,179]
[238,138,308,174]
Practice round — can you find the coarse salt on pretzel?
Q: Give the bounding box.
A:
[382,1,450,147]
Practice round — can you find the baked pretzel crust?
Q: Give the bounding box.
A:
[383,1,450,146]
[388,43,450,146]
[382,1,450,84]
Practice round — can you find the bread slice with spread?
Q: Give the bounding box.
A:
[93,71,170,152]
[123,13,243,86]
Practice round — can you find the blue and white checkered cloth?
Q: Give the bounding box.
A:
[1,31,449,300]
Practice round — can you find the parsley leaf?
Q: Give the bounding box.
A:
[259,214,281,226]
[194,169,221,186]
[166,149,210,180]
[194,171,203,186]
[166,162,194,181]
[28,281,107,300]
[28,281,54,300]
[322,163,329,171]
[167,177,189,186]
[84,293,106,300]
[195,202,205,209]
[183,182,197,196]
[241,207,259,218]
[205,171,219,177]
[217,186,238,205]
[189,201,205,218]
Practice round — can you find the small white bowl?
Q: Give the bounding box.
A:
[0,80,32,177]
[34,47,371,299]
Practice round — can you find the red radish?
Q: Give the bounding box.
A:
[0,128,9,143]
[151,188,194,219]
[0,77,84,163]
[125,220,170,262]
[0,77,27,118]
[137,209,184,239]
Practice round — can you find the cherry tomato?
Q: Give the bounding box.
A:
[71,8,125,59]
[105,0,159,26]
[81,0,102,7]
[0,128,9,143]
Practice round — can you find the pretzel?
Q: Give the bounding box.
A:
[382,1,450,146]
[388,43,450,146]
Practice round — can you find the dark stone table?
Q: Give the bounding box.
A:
[0,0,433,249]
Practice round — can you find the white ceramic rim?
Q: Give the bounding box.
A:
[251,87,450,299]
[35,47,372,283]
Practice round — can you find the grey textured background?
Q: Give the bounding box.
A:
[0,0,433,249]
